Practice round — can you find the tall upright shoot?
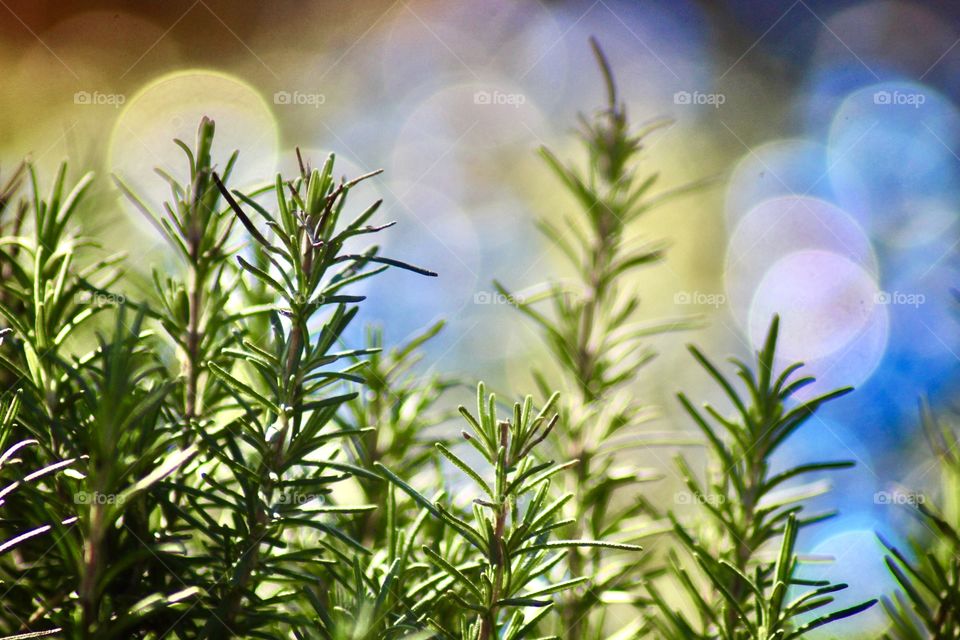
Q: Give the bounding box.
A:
[497,38,702,636]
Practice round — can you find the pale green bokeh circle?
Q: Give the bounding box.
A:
[108,69,279,238]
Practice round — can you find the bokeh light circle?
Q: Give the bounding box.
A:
[396,80,548,153]
[799,304,889,400]
[724,139,867,229]
[725,196,877,329]
[748,250,887,382]
[109,70,279,239]
[828,80,960,248]
[812,2,959,81]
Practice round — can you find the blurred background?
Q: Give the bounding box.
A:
[3,0,960,635]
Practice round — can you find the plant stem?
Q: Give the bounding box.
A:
[480,421,511,640]
[725,458,760,633]
[564,201,616,638]
[209,212,310,637]
[185,258,202,421]
[79,502,105,638]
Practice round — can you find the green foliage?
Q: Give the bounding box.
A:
[0,162,164,638]
[0,40,884,640]
[495,38,705,638]
[376,383,642,639]
[0,391,73,639]
[187,140,437,637]
[0,121,445,638]
[652,316,876,638]
[60,308,196,638]
[303,323,454,640]
[880,403,960,639]
[113,116,247,424]
[337,320,454,548]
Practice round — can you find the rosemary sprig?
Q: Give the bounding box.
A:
[653,316,877,638]
[496,38,702,637]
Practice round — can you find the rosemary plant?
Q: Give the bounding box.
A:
[0,164,26,393]
[651,316,877,638]
[190,147,436,637]
[0,391,73,639]
[376,383,642,639]
[880,402,960,638]
[113,117,246,428]
[0,162,194,638]
[0,45,906,638]
[496,38,703,637]
[337,320,453,547]
[293,322,454,639]
[0,123,446,638]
